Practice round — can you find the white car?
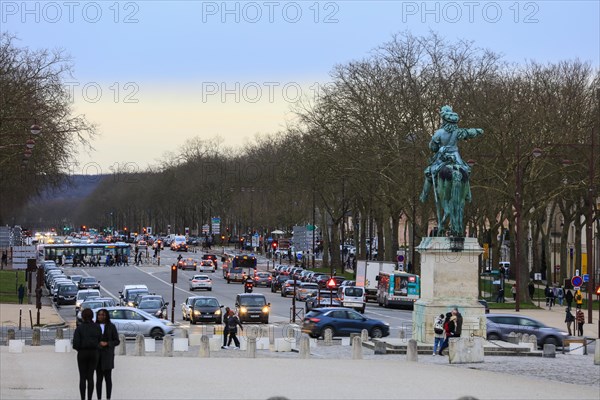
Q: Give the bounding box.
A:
[189,275,212,291]
[198,260,215,272]
[181,295,203,320]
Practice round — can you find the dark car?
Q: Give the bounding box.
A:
[253,271,272,287]
[306,290,341,311]
[78,276,101,290]
[478,299,490,314]
[235,293,270,324]
[302,307,390,339]
[271,275,288,293]
[202,254,218,268]
[190,296,223,324]
[486,313,568,347]
[54,282,79,305]
[178,258,197,271]
[136,295,166,316]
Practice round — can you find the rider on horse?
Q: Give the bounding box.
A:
[419,105,483,203]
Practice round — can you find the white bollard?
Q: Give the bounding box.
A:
[134,334,145,356]
[299,336,310,359]
[199,335,210,358]
[352,336,363,359]
[406,339,418,362]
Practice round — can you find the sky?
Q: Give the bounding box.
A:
[2,0,599,174]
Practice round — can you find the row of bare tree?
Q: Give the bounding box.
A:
[10,33,600,304]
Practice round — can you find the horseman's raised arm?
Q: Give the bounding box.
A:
[429,131,442,152]
[456,128,483,141]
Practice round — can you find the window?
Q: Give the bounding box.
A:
[347,311,364,320]
[109,310,126,320]
[328,310,347,319]
[344,287,364,297]
[519,318,540,328]
[124,310,144,320]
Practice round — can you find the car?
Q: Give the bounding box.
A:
[486,313,568,347]
[67,275,84,285]
[270,275,288,293]
[178,258,197,271]
[235,293,270,324]
[198,260,215,273]
[189,296,223,324]
[478,299,490,314]
[78,276,101,290]
[136,295,167,316]
[181,296,203,320]
[340,280,356,287]
[302,307,390,339]
[90,306,175,339]
[119,285,149,306]
[54,281,79,305]
[253,272,272,287]
[306,290,341,312]
[76,298,116,325]
[51,278,73,296]
[75,289,101,314]
[295,283,319,301]
[338,286,366,313]
[281,280,300,297]
[226,267,245,283]
[170,236,188,251]
[202,254,218,268]
[189,275,213,291]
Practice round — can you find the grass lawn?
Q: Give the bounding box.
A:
[0,270,27,303]
[309,267,355,280]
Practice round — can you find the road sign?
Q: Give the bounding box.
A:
[583,274,589,282]
[571,275,583,287]
[596,286,600,295]
[534,273,542,281]
[397,255,405,263]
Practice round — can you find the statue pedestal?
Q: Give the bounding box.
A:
[412,237,486,343]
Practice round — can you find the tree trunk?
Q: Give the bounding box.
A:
[391,212,400,263]
[330,220,341,270]
[376,213,384,262]
[359,212,367,260]
[321,213,330,268]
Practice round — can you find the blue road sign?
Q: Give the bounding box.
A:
[583,274,589,283]
[571,276,583,287]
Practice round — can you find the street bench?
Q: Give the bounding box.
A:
[562,338,587,355]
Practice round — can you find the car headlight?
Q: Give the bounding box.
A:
[194,310,200,315]
[240,306,247,314]
[215,309,221,315]
[262,306,269,313]
[127,301,134,307]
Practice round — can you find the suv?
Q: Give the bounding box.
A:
[235,293,270,324]
[486,314,568,347]
[119,285,149,307]
[338,286,366,313]
[226,267,245,283]
[202,254,218,268]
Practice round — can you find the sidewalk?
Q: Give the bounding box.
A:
[0,303,64,328]
[1,346,598,400]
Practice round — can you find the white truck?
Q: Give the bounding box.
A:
[355,260,397,302]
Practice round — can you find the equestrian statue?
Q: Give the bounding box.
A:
[419,106,483,237]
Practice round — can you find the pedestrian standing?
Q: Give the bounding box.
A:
[1,250,7,269]
[95,309,119,400]
[528,280,535,300]
[438,312,455,355]
[221,307,231,349]
[496,286,505,303]
[565,289,574,309]
[432,314,445,356]
[565,307,575,336]
[544,285,552,308]
[511,284,517,301]
[226,310,243,349]
[17,284,25,304]
[73,308,101,400]
[557,286,564,306]
[452,308,463,337]
[575,308,585,336]
[549,287,556,308]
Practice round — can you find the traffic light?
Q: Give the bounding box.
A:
[171,264,177,283]
[327,277,336,289]
[272,241,278,250]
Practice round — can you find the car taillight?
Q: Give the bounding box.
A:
[308,318,320,323]
[227,273,230,277]
[192,280,198,283]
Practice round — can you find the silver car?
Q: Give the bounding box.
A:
[92,306,175,339]
[486,313,568,347]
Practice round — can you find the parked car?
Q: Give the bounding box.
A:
[177,258,197,271]
[478,299,490,314]
[235,293,270,324]
[189,274,213,291]
[198,260,216,273]
[306,290,341,312]
[75,289,101,314]
[90,306,175,339]
[253,271,272,287]
[302,307,389,339]
[78,276,101,290]
[295,283,319,301]
[270,275,289,293]
[67,275,84,285]
[54,281,79,305]
[189,296,223,324]
[486,313,568,347]
[181,296,203,321]
[281,280,300,297]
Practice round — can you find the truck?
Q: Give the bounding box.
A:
[355,260,397,302]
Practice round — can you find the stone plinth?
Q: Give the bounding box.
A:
[413,237,485,343]
[449,337,484,364]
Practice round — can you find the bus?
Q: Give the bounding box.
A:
[38,243,131,265]
[376,271,420,309]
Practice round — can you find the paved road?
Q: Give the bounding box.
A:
[53,248,412,336]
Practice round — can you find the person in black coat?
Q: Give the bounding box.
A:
[73,308,102,400]
[95,309,120,400]
[565,289,574,309]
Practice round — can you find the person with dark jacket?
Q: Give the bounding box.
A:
[95,309,120,400]
[565,289,574,308]
[565,307,575,336]
[221,307,231,349]
[226,310,244,349]
[73,308,102,400]
[438,312,455,355]
[452,308,463,337]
